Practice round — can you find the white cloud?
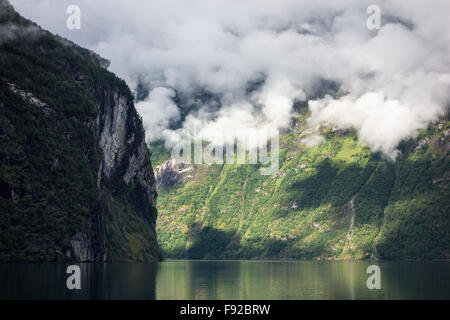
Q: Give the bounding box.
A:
[136,87,179,142]
[302,134,326,148]
[308,92,429,159]
[10,0,450,155]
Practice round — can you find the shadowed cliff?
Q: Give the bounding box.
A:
[0,0,161,262]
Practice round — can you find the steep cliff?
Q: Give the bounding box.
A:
[0,1,161,262]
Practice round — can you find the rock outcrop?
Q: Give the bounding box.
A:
[155,159,196,190]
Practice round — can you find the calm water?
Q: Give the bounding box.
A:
[0,260,449,300]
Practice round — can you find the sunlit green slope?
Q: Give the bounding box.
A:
[154,112,449,260]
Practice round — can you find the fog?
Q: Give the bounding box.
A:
[9,0,450,158]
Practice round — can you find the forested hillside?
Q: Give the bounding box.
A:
[154,111,449,260]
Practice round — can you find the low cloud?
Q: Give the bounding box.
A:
[0,22,41,45]
[10,0,450,155]
[309,93,426,159]
[136,87,179,142]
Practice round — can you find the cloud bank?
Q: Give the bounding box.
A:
[10,0,450,157]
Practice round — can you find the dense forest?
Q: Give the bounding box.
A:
[154,111,450,260]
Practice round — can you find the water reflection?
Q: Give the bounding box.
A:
[0,262,158,300]
[0,260,448,299]
[155,260,450,300]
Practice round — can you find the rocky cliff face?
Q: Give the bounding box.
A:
[95,85,157,210]
[88,84,161,262]
[155,159,196,190]
[0,0,161,262]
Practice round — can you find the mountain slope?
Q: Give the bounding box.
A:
[0,0,161,262]
[154,111,449,260]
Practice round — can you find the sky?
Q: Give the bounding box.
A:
[9,0,450,159]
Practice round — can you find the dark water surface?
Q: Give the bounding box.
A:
[0,260,449,299]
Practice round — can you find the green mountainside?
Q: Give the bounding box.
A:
[154,111,450,260]
[1,0,448,263]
